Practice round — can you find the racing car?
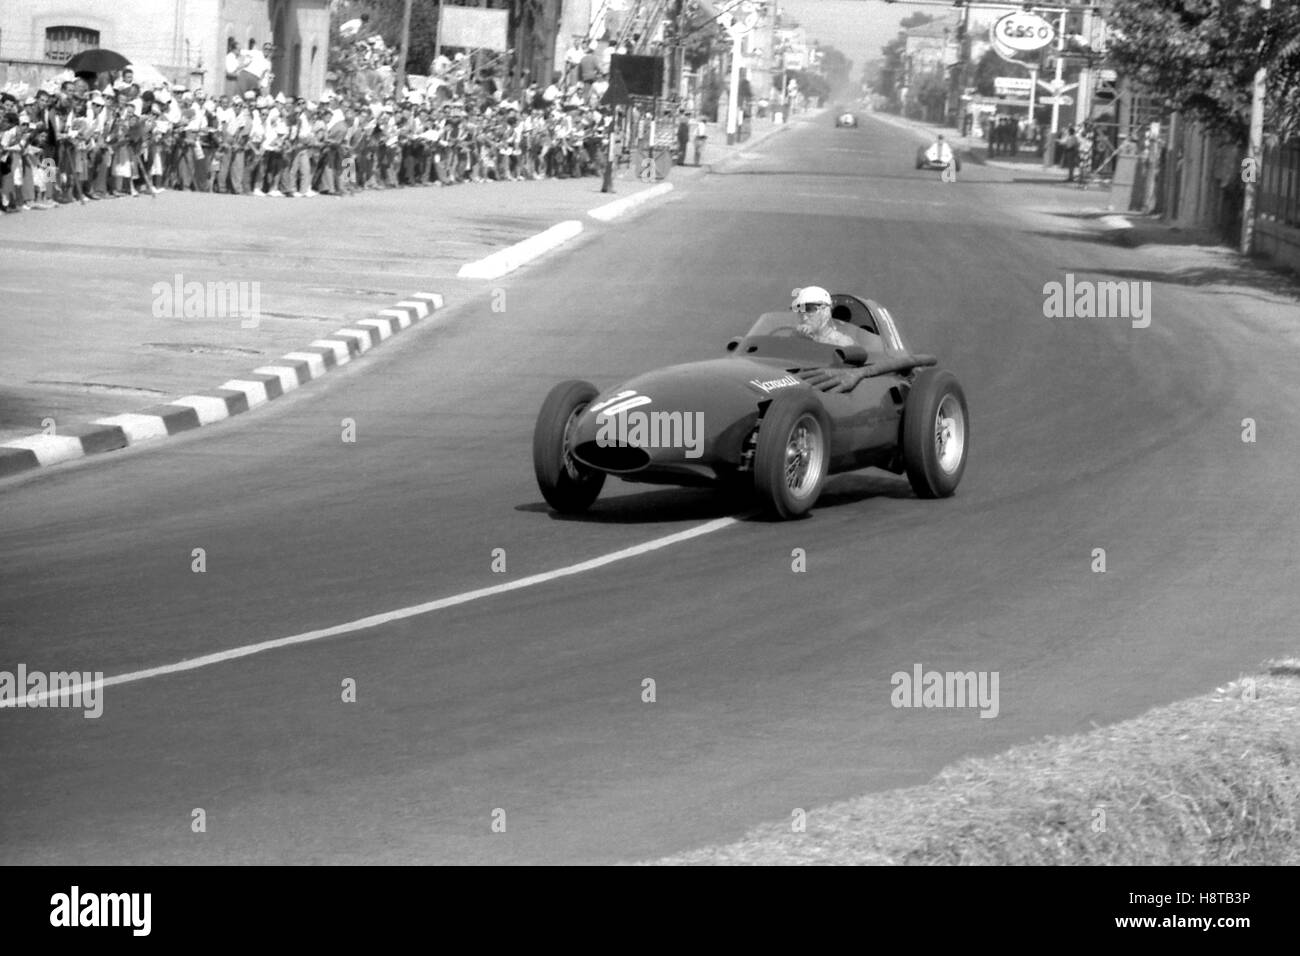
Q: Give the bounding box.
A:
[834,110,859,128]
[916,138,961,172]
[533,294,969,519]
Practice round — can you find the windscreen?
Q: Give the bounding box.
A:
[745,312,802,337]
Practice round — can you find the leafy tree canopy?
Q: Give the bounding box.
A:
[1107,0,1300,144]
[816,44,854,96]
[971,48,1025,98]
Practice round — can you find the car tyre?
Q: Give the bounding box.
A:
[901,369,969,498]
[753,393,831,519]
[534,380,606,513]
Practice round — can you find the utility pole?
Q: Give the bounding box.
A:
[953,2,970,130]
[1075,0,1093,129]
[1241,0,1270,255]
[1040,6,1067,169]
[726,26,742,143]
[666,0,684,103]
[396,0,414,92]
[1049,7,1066,137]
[778,43,788,122]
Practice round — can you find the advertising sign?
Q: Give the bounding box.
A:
[994,76,1033,97]
[439,7,509,52]
[990,11,1056,62]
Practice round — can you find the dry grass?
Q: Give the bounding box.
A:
[653,660,1300,865]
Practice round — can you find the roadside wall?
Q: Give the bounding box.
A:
[1154,112,1298,274]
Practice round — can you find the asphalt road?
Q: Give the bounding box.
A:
[2,113,1296,864]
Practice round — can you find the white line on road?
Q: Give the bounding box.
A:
[0,516,740,706]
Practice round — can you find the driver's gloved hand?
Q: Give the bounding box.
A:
[798,367,863,393]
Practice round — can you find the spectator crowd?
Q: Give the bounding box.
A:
[1,53,619,213]
[1055,122,1113,186]
[969,111,1116,186]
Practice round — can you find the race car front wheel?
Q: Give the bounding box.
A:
[753,393,830,519]
[534,380,606,514]
[901,369,968,498]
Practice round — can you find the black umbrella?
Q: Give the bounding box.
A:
[64,48,130,73]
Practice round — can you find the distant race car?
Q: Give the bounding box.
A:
[835,111,858,128]
[916,141,961,172]
[533,294,969,519]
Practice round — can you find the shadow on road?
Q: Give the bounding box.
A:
[1023,229,1124,248]
[515,470,915,524]
[1086,265,1300,303]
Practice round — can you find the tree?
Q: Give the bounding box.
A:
[330,0,561,92]
[878,34,905,105]
[971,48,1022,98]
[681,5,726,72]
[816,44,853,97]
[679,2,727,117]
[330,0,440,76]
[1107,0,1300,144]
[789,68,829,104]
[914,68,947,122]
[877,13,933,110]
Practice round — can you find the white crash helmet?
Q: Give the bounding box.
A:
[791,285,832,313]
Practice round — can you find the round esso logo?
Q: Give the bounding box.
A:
[992,12,1056,53]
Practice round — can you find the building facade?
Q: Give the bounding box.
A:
[0,0,328,98]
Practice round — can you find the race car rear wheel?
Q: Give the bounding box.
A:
[901,369,968,498]
[753,393,830,519]
[534,380,606,514]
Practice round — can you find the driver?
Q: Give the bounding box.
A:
[791,286,856,347]
[925,134,954,167]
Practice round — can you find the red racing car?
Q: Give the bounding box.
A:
[533,294,969,519]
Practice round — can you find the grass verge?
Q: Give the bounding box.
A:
[654,660,1300,865]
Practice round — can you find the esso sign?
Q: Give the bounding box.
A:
[992,12,1056,53]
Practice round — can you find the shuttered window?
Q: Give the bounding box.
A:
[45,26,101,62]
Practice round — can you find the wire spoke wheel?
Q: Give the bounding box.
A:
[902,369,969,499]
[784,416,825,497]
[754,393,830,519]
[934,394,965,475]
[534,380,606,513]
